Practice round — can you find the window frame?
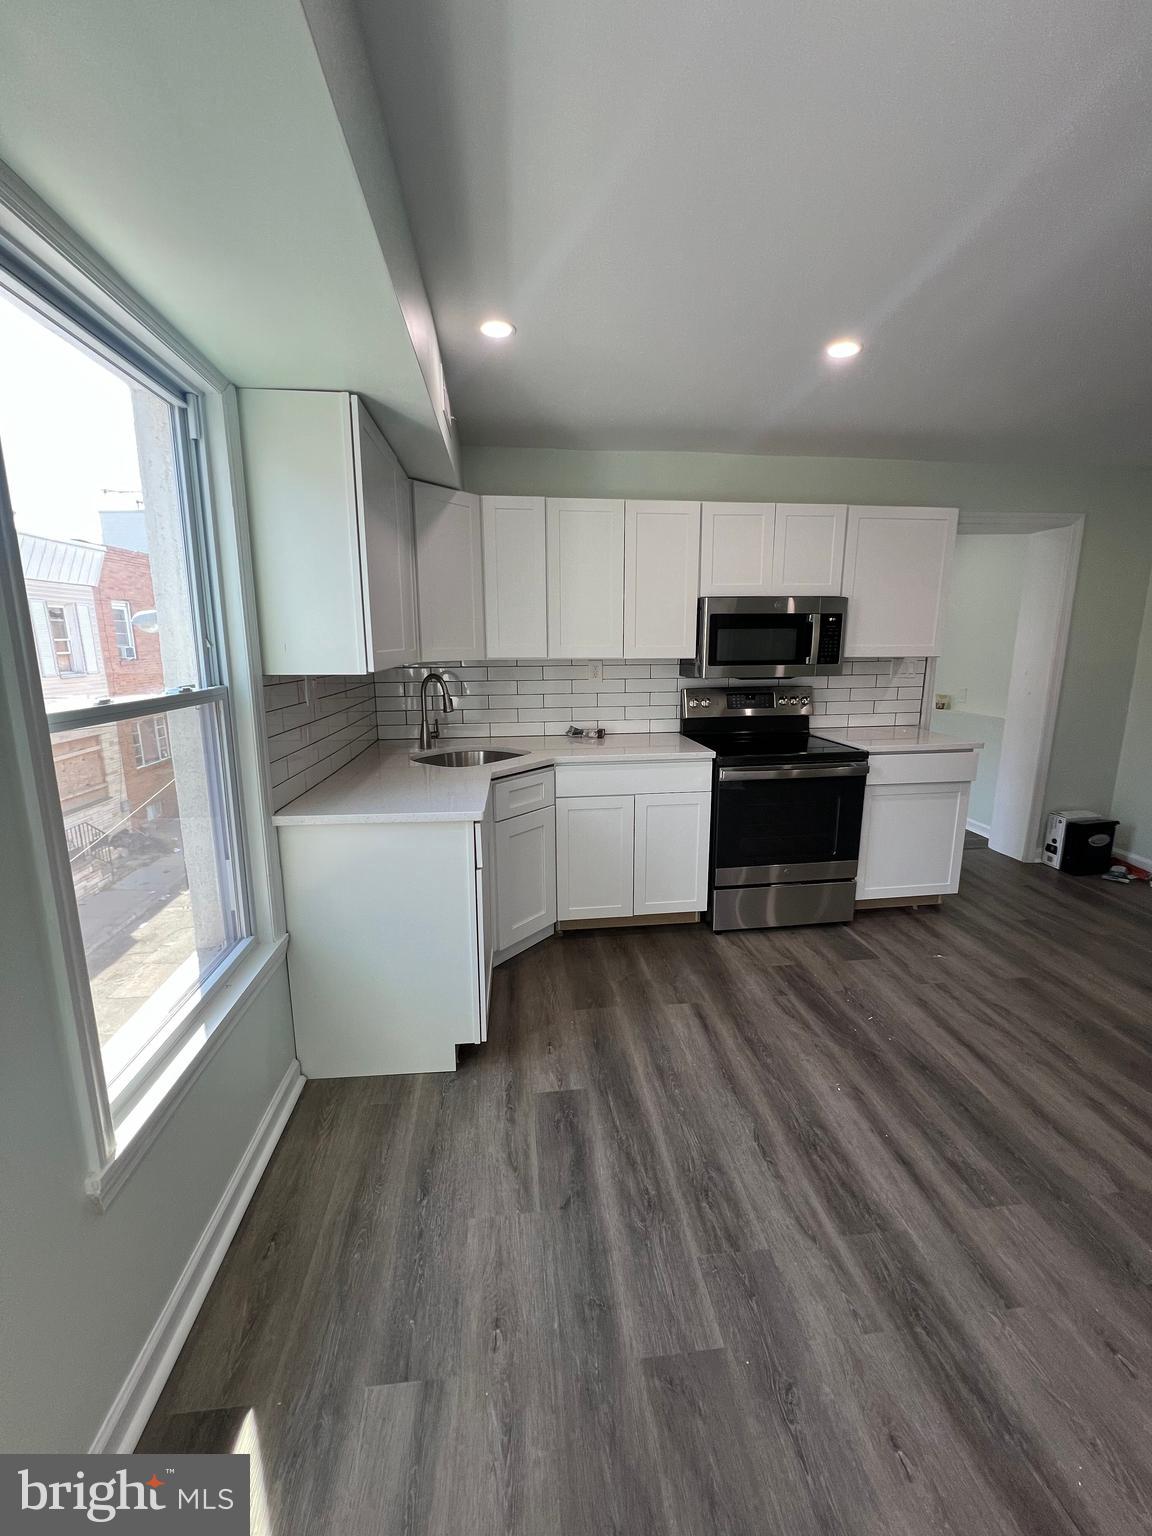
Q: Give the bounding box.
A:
[0,230,278,1199]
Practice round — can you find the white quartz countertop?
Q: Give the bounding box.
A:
[817,725,985,753]
[272,734,715,825]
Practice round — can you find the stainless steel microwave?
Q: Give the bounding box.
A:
[680,595,848,679]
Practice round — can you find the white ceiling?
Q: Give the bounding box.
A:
[0,0,458,483]
[359,0,1152,463]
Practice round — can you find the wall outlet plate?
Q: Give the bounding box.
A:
[587,659,603,682]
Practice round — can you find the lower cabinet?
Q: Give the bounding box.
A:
[494,804,557,956]
[856,750,977,901]
[633,792,711,914]
[278,818,489,1077]
[556,795,636,919]
[555,780,711,920]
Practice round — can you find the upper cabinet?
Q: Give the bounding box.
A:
[841,506,958,656]
[357,412,419,670]
[624,501,700,658]
[241,389,418,675]
[413,483,485,661]
[700,502,846,596]
[481,495,547,659]
[700,502,775,594]
[771,504,847,595]
[546,499,625,658]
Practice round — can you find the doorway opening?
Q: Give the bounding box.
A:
[933,516,1084,862]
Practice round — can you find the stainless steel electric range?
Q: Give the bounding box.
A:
[681,685,869,931]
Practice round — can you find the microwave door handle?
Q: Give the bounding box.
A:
[718,763,869,782]
[808,611,822,665]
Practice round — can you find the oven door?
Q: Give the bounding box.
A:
[713,763,867,885]
[698,598,819,678]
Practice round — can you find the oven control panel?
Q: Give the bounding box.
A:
[682,687,813,716]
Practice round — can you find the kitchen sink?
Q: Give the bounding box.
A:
[414,748,528,768]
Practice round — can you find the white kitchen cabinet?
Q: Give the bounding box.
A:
[413,483,485,661]
[546,499,625,657]
[771,504,847,595]
[277,818,488,1075]
[495,805,557,955]
[841,506,958,656]
[476,804,495,1039]
[481,495,547,658]
[699,503,775,595]
[856,749,978,901]
[555,794,635,919]
[633,791,710,914]
[241,389,418,675]
[624,500,700,658]
[359,416,419,669]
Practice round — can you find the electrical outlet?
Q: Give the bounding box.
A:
[587,660,603,682]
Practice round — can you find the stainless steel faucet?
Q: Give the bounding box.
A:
[419,670,456,749]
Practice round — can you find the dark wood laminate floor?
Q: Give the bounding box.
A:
[140,848,1152,1535]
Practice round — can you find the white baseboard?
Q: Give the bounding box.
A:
[1116,846,1152,874]
[966,818,991,837]
[89,1061,305,1453]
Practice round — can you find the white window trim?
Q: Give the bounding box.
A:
[0,163,290,1205]
[111,598,137,661]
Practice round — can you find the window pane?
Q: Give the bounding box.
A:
[0,288,203,711]
[53,703,242,1070]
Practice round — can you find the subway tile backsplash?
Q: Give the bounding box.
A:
[372,657,927,741]
[263,675,376,812]
[263,657,927,811]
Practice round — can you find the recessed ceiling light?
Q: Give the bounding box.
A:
[825,337,862,360]
[480,318,516,339]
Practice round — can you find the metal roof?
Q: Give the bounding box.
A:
[17,533,105,588]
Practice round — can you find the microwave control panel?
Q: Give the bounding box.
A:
[816,611,844,664]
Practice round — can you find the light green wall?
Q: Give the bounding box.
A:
[1112,575,1152,862]
[936,535,1028,716]
[0,686,297,1451]
[463,447,1152,829]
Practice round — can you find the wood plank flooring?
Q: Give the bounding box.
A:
[139,848,1152,1535]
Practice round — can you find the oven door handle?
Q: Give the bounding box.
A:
[718,763,869,782]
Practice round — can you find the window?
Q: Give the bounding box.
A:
[111,599,137,661]
[130,715,170,768]
[1,273,251,1146]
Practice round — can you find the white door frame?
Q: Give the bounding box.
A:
[988,518,1084,861]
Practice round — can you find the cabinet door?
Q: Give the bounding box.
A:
[355,400,420,669]
[633,792,710,914]
[856,781,969,899]
[240,389,369,674]
[555,795,634,919]
[481,495,547,658]
[699,503,775,595]
[495,806,557,952]
[546,499,625,657]
[842,506,958,656]
[624,501,701,658]
[771,504,847,595]
[414,483,485,661]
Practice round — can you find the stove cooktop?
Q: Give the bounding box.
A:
[680,728,869,768]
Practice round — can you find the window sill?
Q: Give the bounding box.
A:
[85,932,290,1210]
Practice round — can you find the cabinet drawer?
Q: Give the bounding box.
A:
[492,767,555,822]
[865,750,979,787]
[554,760,712,798]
